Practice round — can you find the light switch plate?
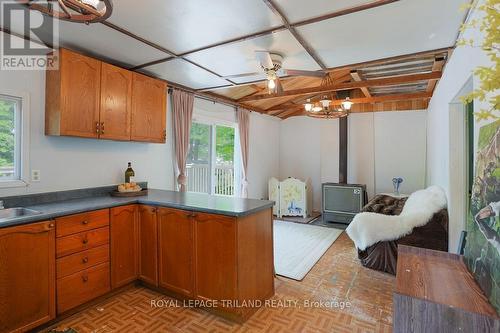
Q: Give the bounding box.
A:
[31,170,40,182]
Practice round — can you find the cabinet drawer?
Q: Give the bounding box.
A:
[56,226,109,258]
[57,244,109,278]
[57,262,110,314]
[56,209,109,237]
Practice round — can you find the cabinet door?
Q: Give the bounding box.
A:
[131,73,167,143]
[138,205,158,286]
[0,221,56,333]
[60,49,101,138]
[158,207,194,296]
[110,205,138,289]
[100,62,132,141]
[194,213,237,302]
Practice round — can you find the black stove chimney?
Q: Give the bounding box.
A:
[339,116,348,184]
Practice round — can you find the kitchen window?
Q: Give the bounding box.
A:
[0,93,29,187]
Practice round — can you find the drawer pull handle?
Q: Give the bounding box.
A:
[82,220,89,225]
[82,238,89,244]
[82,257,89,264]
[82,275,88,283]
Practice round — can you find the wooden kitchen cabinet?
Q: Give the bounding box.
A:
[111,205,139,289]
[131,72,167,143]
[194,212,237,302]
[158,207,194,296]
[100,62,133,141]
[138,205,158,286]
[46,48,167,143]
[46,48,101,138]
[0,221,56,333]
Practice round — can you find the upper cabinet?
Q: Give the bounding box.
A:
[46,49,101,138]
[46,48,167,144]
[131,73,167,143]
[100,63,133,141]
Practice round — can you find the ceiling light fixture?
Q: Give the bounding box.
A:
[20,0,113,24]
[341,97,354,111]
[304,99,313,112]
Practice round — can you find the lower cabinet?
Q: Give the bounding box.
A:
[138,205,158,286]
[55,209,111,315]
[0,221,56,333]
[110,205,139,289]
[158,207,195,296]
[57,262,110,314]
[193,213,237,302]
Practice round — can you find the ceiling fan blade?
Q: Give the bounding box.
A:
[276,77,284,94]
[283,69,327,77]
[222,72,262,79]
[255,51,273,69]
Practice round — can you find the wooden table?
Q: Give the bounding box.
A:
[394,245,499,332]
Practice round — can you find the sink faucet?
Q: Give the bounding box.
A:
[0,201,4,209]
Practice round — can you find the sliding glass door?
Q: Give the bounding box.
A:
[186,121,237,196]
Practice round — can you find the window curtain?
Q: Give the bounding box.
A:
[172,89,194,192]
[237,108,250,198]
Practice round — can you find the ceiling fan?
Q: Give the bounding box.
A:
[223,51,327,94]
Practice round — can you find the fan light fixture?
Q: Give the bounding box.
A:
[20,0,113,24]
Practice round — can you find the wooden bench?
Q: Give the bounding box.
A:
[394,245,499,333]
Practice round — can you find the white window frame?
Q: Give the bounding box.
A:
[190,114,241,197]
[0,90,30,188]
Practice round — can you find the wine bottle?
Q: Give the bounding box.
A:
[125,162,135,183]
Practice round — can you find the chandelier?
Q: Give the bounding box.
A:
[303,74,354,119]
[19,0,113,24]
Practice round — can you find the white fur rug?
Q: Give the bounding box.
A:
[274,220,342,280]
[346,186,447,251]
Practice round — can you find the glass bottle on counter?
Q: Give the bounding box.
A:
[125,162,135,183]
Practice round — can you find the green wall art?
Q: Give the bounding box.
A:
[465,119,500,313]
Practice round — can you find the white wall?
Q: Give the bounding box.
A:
[426,2,493,252]
[247,112,281,200]
[374,111,427,194]
[280,111,428,211]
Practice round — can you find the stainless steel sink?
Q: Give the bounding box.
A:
[0,207,41,222]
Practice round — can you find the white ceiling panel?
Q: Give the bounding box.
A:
[296,0,467,68]
[108,0,283,54]
[274,0,376,23]
[140,59,230,90]
[185,30,321,84]
[3,10,169,68]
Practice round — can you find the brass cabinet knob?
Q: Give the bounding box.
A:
[82,220,89,225]
[82,275,88,283]
[82,238,89,244]
[82,257,89,264]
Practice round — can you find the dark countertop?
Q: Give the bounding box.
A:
[0,189,274,229]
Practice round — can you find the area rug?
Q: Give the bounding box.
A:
[273,220,343,280]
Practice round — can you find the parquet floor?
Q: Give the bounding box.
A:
[46,232,395,333]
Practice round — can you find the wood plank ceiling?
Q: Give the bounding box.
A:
[2,0,469,119]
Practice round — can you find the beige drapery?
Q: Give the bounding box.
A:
[172,89,194,192]
[237,108,250,198]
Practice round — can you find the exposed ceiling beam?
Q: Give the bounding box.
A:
[201,47,451,92]
[265,92,432,114]
[261,0,327,70]
[292,0,400,28]
[239,72,441,102]
[426,57,445,93]
[350,71,372,98]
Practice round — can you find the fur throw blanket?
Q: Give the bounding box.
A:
[346,186,447,251]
